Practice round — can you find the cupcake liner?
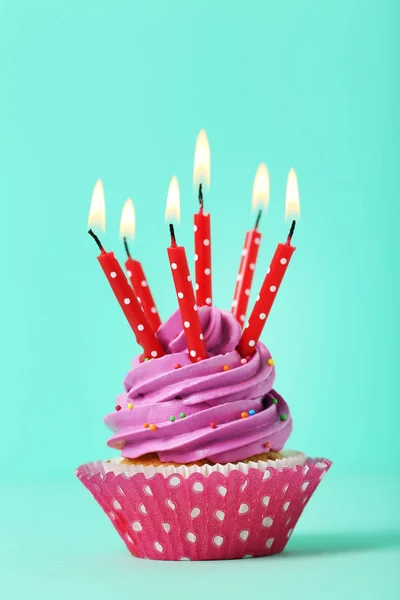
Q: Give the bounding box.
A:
[76,452,331,561]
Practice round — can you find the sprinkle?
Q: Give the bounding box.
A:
[143,423,149,428]
[280,413,287,421]
[144,358,150,362]
[267,358,274,366]
[127,403,133,410]
[264,442,271,449]
[241,412,249,419]
[249,409,256,416]
[149,424,157,431]
[223,365,230,371]
[271,398,278,404]
[174,363,182,369]
[115,405,121,411]
[210,422,217,429]
[240,358,247,365]
[180,412,186,419]
[170,416,176,422]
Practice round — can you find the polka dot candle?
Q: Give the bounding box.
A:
[237,221,296,358]
[123,239,161,333]
[167,224,207,363]
[88,230,165,360]
[194,184,212,307]
[231,211,262,326]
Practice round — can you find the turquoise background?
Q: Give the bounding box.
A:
[0,1,399,598]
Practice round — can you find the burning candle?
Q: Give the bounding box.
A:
[237,169,300,358]
[231,163,270,325]
[165,177,207,362]
[193,129,212,307]
[120,198,162,332]
[88,180,165,360]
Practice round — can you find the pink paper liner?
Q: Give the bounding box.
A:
[76,456,331,561]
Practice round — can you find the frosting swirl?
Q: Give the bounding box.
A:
[105,307,292,463]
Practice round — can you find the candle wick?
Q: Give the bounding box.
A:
[123,237,132,259]
[88,228,105,253]
[169,223,177,247]
[286,220,296,244]
[254,209,262,230]
[198,184,204,211]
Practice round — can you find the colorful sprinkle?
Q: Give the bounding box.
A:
[115,405,121,411]
[240,358,247,365]
[144,357,150,362]
[280,413,287,421]
[241,412,249,419]
[143,423,149,429]
[149,424,157,431]
[174,363,182,369]
[223,365,230,371]
[249,409,256,416]
[210,422,217,429]
[264,442,271,449]
[180,412,186,419]
[271,397,278,404]
[127,403,133,410]
[267,358,275,366]
[170,416,176,422]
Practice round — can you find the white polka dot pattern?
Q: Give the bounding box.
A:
[77,456,331,560]
[168,243,207,362]
[231,230,261,326]
[236,242,295,358]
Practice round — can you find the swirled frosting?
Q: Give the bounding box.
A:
[105,307,292,463]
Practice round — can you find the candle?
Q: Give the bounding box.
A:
[120,198,162,332]
[165,177,207,362]
[88,181,165,360]
[231,163,270,325]
[193,129,212,307]
[237,169,300,358]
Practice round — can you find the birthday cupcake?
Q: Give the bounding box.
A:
[77,306,331,561]
[78,155,330,560]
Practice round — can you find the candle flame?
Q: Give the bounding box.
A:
[252,163,270,211]
[165,176,180,223]
[193,129,210,189]
[120,198,136,239]
[285,168,300,220]
[88,179,106,231]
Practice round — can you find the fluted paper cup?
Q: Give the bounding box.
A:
[76,451,331,561]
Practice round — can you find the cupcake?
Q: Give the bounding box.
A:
[77,306,331,561]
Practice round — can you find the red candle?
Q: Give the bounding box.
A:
[88,230,165,360]
[124,246,162,332]
[237,168,299,357]
[231,163,269,325]
[231,210,262,325]
[193,130,212,306]
[120,199,161,332]
[167,224,207,362]
[237,221,296,358]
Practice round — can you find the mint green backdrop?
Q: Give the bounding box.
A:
[0,1,399,599]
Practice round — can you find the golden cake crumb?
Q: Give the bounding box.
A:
[119,450,283,468]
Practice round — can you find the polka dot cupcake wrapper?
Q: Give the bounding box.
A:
[76,453,331,561]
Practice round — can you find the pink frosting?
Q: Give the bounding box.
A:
[105,307,292,463]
